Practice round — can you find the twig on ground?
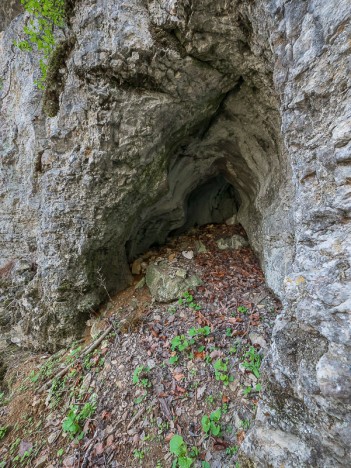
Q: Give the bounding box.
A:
[39,325,114,393]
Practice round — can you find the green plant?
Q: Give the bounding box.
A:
[202,463,210,468]
[169,435,194,468]
[178,292,201,311]
[206,395,214,404]
[169,354,179,365]
[242,347,262,379]
[226,327,233,337]
[57,448,64,457]
[240,419,250,431]
[15,0,67,88]
[133,365,151,388]
[133,449,145,462]
[0,426,8,440]
[226,445,239,456]
[237,305,248,314]
[62,398,96,439]
[213,359,233,386]
[188,326,211,337]
[221,403,229,414]
[171,335,194,352]
[201,408,222,436]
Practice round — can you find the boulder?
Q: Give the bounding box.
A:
[145,263,202,303]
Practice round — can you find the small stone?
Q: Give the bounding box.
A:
[182,250,194,259]
[195,241,207,253]
[147,359,156,369]
[48,430,60,444]
[217,235,248,250]
[34,454,48,468]
[175,268,187,279]
[249,332,268,349]
[132,258,142,275]
[62,457,75,468]
[196,385,206,400]
[18,441,33,457]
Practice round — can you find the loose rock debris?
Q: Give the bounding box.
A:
[0,223,281,467]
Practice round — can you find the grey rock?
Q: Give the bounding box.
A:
[217,235,249,250]
[145,262,202,302]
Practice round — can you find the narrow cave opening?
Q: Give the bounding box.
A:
[125,173,241,262]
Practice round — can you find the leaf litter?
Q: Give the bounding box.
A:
[0,223,281,467]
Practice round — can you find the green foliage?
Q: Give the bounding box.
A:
[237,305,248,314]
[178,292,201,311]
[133,449,145,462]
[62,398,96,439]
[242,347,262,378]
[169,435,194,468]
[15,0,66,88]
[226,445,239,456]
[133,365,151,388]
[0,426,8,440]
[171,335,195,352]
[213,359,233,386]
[201,408,222,436]
[240,419,250,431]
[188,326,211,337]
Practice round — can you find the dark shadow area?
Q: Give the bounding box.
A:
[126,174,240,261]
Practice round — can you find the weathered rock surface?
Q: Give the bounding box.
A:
[0,0,350,466]
[217,234,249,250]
[0,0,22,32]
[145,262,201,302]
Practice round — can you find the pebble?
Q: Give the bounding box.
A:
[48,430,60,444]
[182,250,194,260]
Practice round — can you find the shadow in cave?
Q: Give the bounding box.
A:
[126,173,242,262]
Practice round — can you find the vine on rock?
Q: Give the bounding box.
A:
[15,0,66,89]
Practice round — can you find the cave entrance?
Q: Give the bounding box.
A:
[126,173,241,262]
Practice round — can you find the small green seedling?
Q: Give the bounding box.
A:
[62,399,96,439]
[0,426,8,440]
[240,419,250,430]
[188,326,211,337]
[213,359,234,386]
[242,347,262,378]
[133,365,151,388]
[237,305,248,314]
[171,335,195,354]
[226,327,233,337]
[133,449,145,462]
[179,292,201,311]
[169,434,194,468]
[169,354,179,365]
[201,408,222,436]
[226,445,239,456]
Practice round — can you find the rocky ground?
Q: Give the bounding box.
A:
[0,223,281,467]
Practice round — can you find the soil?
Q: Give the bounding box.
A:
[0,223,281,467]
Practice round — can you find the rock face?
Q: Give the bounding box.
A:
[0,0,22,32]
[0,1,350,466]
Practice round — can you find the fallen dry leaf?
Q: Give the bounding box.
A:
[237,430,246,444]
[173,373,185,381]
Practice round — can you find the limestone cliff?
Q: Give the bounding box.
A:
[0,0,350,466]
